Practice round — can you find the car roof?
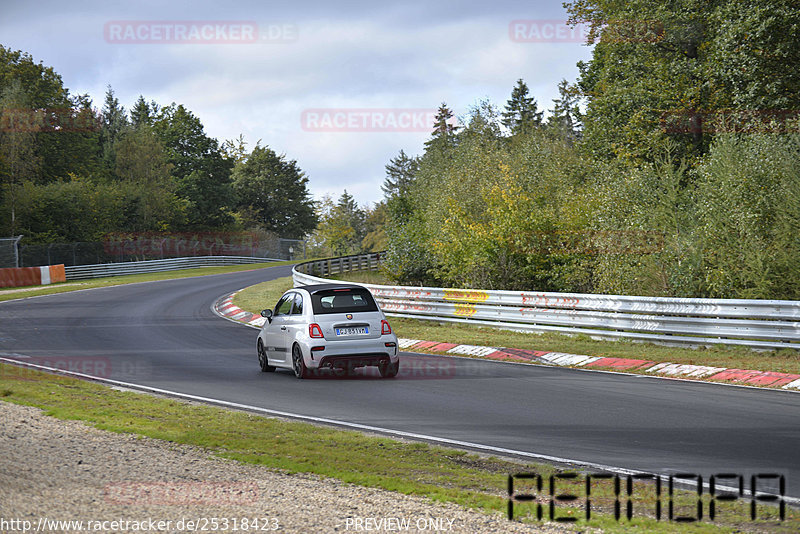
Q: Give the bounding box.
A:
[294,283,369,295]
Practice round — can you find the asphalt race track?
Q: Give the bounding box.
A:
[2,265,800,499]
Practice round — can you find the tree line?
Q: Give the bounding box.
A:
[4,0,800,301]
[0,45,317,245]
[376,0,800,300]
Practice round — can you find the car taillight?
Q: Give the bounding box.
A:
[381,320,392,335]
[309,323,324,338]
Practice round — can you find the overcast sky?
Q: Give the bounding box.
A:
[1,0,593,206]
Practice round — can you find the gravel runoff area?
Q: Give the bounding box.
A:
[0,401,573,534]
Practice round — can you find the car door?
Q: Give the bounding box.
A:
[282,292,307,352]
[264,293,294,364]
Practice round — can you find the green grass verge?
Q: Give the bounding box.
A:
[233,275,295,315]
[234,272,800,377]
[0,261,293,303]
[1,364,794,532]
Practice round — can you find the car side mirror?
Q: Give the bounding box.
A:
[260,309,273,323]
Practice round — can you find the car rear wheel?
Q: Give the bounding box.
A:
[257,339,275,372]
[379,360,399,378]
[292,344,308,379]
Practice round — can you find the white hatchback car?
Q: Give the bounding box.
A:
[256,283,399,378]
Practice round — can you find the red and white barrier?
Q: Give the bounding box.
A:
[0,264,66,288]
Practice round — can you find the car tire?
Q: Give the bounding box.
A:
[292,344,309,379]
[379,360,399,378]
[257,339,275,372]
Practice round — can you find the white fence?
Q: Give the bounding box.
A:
[65,256,280,280]
[293,253,800,350]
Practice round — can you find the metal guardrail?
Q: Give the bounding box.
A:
[19,236,306,267]
[293,253,800,350]
[65,256,280,280]
[292,253,383,279]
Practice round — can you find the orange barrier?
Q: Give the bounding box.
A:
[46,264,66,284]
[0,264,66,288]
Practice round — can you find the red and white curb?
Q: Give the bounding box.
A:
[398,340,800,391]
[215,292,800,391]
[215,293,267,328]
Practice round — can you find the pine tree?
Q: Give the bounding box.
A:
[546,79,583,140]
[314,190,367,255]
[130,95,156,128]
[381,149,419,200]
[101,86,128,170]
[502,79,543,135]
[221,134,250,164]
[424,103,459,149]
[336,190,366,238]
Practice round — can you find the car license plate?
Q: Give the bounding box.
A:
[335,326,368,336]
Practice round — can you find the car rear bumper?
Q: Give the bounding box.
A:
[317,353,393,369]
[303,336,399,369]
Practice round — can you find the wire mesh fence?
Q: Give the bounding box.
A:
[0,236,22,268]
[15,233,306,267]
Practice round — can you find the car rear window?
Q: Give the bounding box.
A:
[310,287,379,315]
